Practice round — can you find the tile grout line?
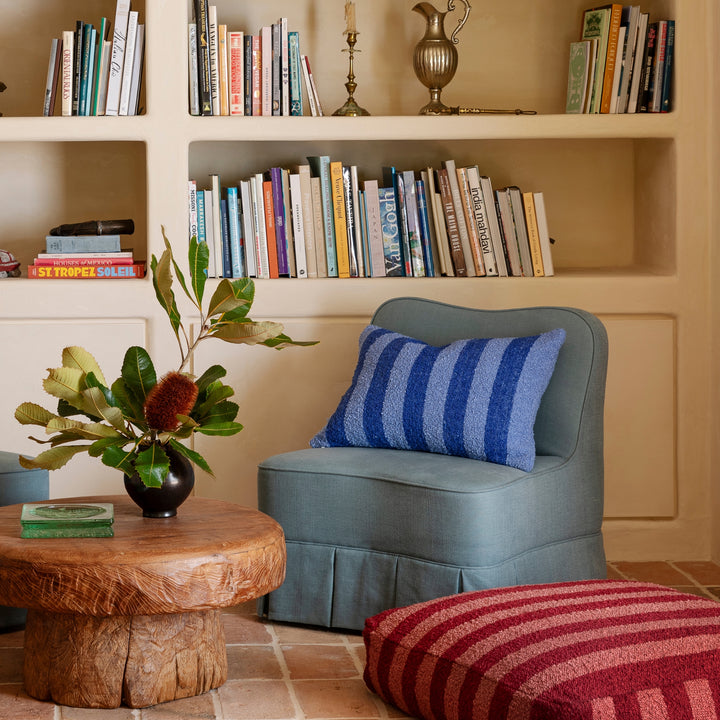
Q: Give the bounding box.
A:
[666,561,717,598]
[268,622,307,720]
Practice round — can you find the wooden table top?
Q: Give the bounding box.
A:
[0,495,286,617]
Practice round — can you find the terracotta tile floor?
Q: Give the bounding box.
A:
[2,560,720,719]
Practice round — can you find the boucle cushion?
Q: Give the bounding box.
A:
[311,325,565,471]
[363,580,720,720]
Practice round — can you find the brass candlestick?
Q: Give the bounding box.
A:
[333,32,370,116]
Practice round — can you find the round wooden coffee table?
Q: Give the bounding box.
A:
[0,495,286,709]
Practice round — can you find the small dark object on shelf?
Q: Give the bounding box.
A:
[49,219,135,236]
[0,81,6,116]
[0,249,21,278]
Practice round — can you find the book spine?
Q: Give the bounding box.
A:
[280,169,296,276]
[227,186,244,277]
[298,165,318,277]
[330,161,351,278]
[202,189,217,277]
[289,172,308,278]
[128,24,145,115]
[188,180,198,242]
[269,167,289,275]
[638,23,657,113]
[261,26,273,116]
[310,177,328,277]
[106,0,131,116]
[280,18,290,116]
[44,38,61,116]
[507,185,533,277]
[210,174,224,276]
[342,166,359,277]
[188,24,200,115]
[401,170,426,277]
[465,166,497,276]
[456,166,485,276]
[208,5,219,116]
[194,0,212,115]
[45,236,122,253]
[382,167,411,276]
[600,4,623,113]
[627,13,649,114]
[28,263,145,279]
[35,257,134,266]
[660,20,675,113]
[495,188,523,277]
[250,176,269,279]
[79,24,94,116]
[304,55,322,115]
[522,192,545,277]
[350,165,364,277]
[119,11,138,116]
[243,35,253,115]
[91,18,109,115]
[307,157,337,276]
[218,24,229,116]
[651,20,668,113]
[72,20,84,116]
[271,22,281,116]
[425,168,452,276]
[251,35,262,116]
[219,197,231,277]
[377,187,403,277]
[261,178,280,278]
[437,169,466,277]
[479,175,508,276]
[363,180,386,277]
[533,192,555,276]
[95,40,112,116]
[300,54,317,116]
[228,31,244,115]
[443,160,476,276]
[196,186,207,251]
[239,180,257,276]
[288,32,303,115]
[415,180,435,277]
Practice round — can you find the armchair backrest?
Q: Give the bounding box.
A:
[371,298,608,460]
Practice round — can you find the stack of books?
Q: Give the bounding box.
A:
[565,4,674,114]
[188,159,555,280]
[27,219,144,279]
[189,3,322,117]
[43,0,145,117]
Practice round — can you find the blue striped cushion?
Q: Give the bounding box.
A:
[310,325,566,471]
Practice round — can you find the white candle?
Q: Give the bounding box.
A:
[344,1,357,34]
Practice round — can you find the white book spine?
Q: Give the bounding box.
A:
[105,0,131,116]
[298,165,318,278]
[43,38,60,116]
[280,17,290,116]
[533,192,555,276]
[202,189,217,278]
[627,14,649,114]
[261,26,273,116]
[608,25,626,114]
[363,180,386,277]
[300,54,317,116]
[479,175,508,276]
[228,31,244,115]
[188,24,200,115]
[239,181,258,277]
[61,31,74,117]
[465,166,498,276]
[305,55,323,116]
[211,174,223,277]
[96,40,112,116]
[128,24,145,115]
[208,6,220,116]
[119,12,138,115]
[289,173,308,278]
[188,180,198,241]
[251,175,270,279]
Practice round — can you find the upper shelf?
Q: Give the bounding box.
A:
[0,112,680,144]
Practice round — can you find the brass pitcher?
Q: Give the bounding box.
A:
[412,0,472,115]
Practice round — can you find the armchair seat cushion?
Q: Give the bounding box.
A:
[364,580,720,720]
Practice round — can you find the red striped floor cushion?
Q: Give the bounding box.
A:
[363,580,720,720]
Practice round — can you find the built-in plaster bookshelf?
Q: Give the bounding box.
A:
[1,0,716,564]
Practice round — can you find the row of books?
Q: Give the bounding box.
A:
[189,2,322,117]
[566,5,674,114]
[188,159,555,280]
[43,0,144,117]
[27,235,145,279]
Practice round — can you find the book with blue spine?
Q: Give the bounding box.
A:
[401,170,425,277]
[78,24,94,116]
[196,186,206,246]
[377,186,403,277]
[45,235,121,253]
[288,31,303,115]
[227,186,244,277]
[415,179,435,277]
[382,167,411,276]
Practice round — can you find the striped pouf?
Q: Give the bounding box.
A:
[363,580,720,720]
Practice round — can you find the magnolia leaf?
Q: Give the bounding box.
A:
[61,346,107,386]
[169,438,213,475]
[262,333,319,349]
[160,226,194,308]
[195,421,244,436]
[194,400,239,426]
[207,279,253,318]
[15,402,57,427]
[133,443,169,488]
[101,445,138,476]
[189,235,209,307]
[210,320,283,345]
[121,346,157,406]
[18,445,93,471]
[190,382,235,420]
[151,242,182,336]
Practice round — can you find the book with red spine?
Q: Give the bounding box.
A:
[28,262,145,279]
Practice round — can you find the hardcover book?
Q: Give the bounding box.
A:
[106,0,131,116]
[28,262,146,279]
[377,187,403,277]
[307,156,337,277]
[21,502,114,538]
[566,41,591,114]
[45,235,122,253]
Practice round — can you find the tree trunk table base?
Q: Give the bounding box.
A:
[0,496,286,709]
[24,608,227,708]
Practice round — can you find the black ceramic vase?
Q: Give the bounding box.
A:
[124,444,195,518]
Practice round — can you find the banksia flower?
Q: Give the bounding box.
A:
[143,372,199,431]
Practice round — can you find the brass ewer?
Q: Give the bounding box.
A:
[412,0,471,115]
